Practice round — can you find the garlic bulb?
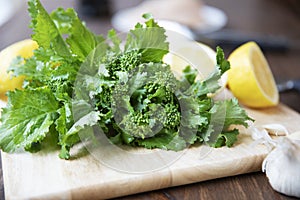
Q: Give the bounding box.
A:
[262,137,300,198]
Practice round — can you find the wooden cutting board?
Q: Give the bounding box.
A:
[1,103,300,199]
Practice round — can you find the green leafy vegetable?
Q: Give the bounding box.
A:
[28,0,71,58]
[0,88,59,152]
[0,0,253,159]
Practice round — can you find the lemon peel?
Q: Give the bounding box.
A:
[0,39,38,100]
[227,41,279,108]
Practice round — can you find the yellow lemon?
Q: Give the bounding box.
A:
[227,41,279,108]
[164,41,227,89]
[0,39,38,100]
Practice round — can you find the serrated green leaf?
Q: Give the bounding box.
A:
[211,98,254,130]
[210,129,239,148]
[29,0,71,57]
[0,88,59,152]
[50,7,77,34]
[66,18,105,61]
[216,46,230,75]
[137,131,186,151]
[125,19,169,62]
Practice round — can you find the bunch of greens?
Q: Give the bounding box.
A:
[0,0,252,159]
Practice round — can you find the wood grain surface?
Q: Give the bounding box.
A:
[1,103,300,199]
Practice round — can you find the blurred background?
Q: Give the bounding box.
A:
[0,0,299,111]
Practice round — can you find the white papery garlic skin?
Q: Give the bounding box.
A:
[261,124,289,136]
[262,137,300,198]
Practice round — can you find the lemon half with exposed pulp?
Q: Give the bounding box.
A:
[227,41,279,108]
[164,41,228,91]
[0,39,38,100]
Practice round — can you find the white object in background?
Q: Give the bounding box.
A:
[0,0,24,27]
[111,5,227,34]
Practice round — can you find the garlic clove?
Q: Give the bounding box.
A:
[248,126,276,150]
[262,137,300,198]
[247,123,290,149]
[261,123,289,136]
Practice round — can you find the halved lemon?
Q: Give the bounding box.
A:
[0,39,38,100]
[163,41,227,90]
[227,41,279,108]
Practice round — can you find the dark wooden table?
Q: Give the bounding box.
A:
[0,0,300,199]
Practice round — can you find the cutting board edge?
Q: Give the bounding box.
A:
[2,103,300,199]
[2,150,268,200]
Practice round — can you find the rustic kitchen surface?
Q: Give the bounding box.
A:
[0,0,300,199]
